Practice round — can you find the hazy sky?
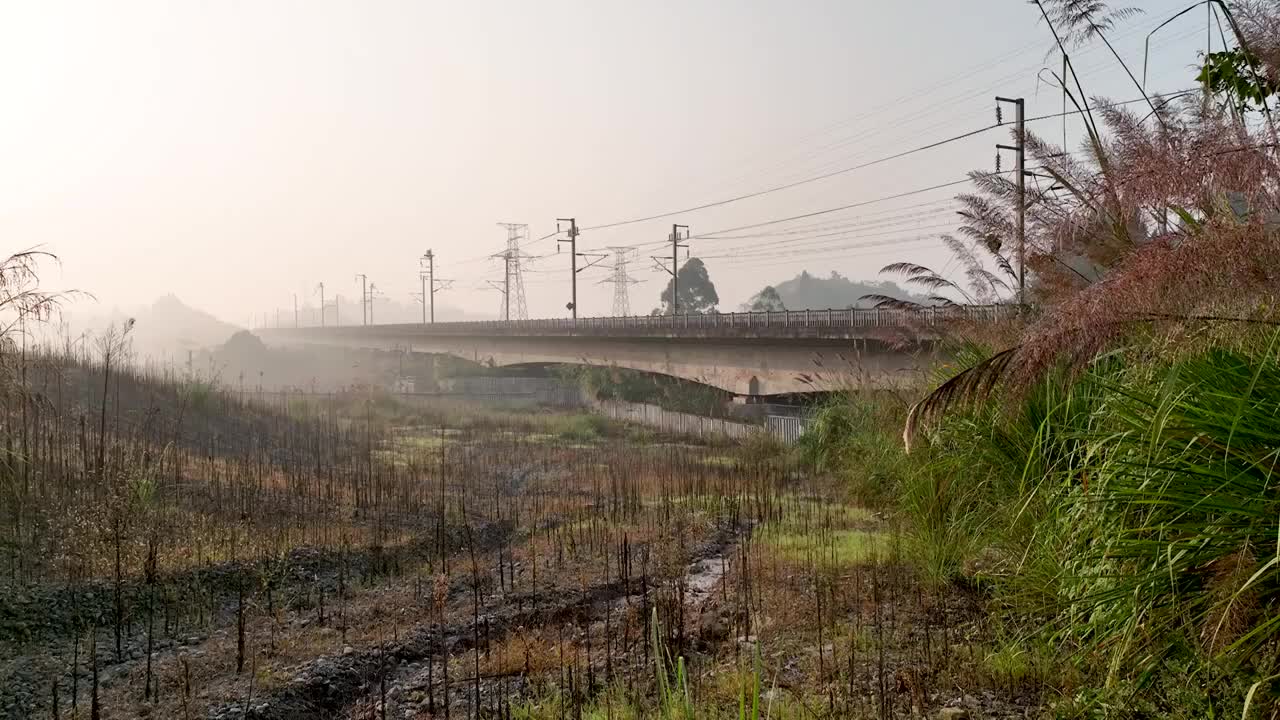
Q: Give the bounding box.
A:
[0,0,1209,326]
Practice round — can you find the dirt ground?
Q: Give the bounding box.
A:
[2,410,1044,720]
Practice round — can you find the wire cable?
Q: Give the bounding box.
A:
[577,92,1192,235]
[579,127,1001,232]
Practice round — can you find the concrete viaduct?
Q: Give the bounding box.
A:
[257,306,1007,397]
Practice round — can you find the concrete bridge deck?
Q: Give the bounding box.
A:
[317,305,1008,338]
[258,306,1009,396]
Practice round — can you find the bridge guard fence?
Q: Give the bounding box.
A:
[437,376,585,407]
[592,399,812,445]
[765,415,809,444]
[387,304,1013,334]
[593,399,754,442]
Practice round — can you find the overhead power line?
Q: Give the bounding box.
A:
[687,177,979,238]
[445,82,1199,289]
[692,10,1175,202]
[701,196,958,233]
[697,205,959,242]
[607,199,959,254]
[451,85,1198,287]
[580,128,1002,232]
[698,222,959,261]
[576,92,1195,235]
[447,173,987,287]
[718,237,943,271]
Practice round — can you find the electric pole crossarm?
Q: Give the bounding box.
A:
[480,279,510,320]
[575,253,608,273]
[597,274,643,285]
[650,257,675,276]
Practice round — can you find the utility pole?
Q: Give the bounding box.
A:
[555,218,606,319]
[481,255,513,321]
[367,282,378,324]
[293,293,299,328]
[599,247,641,317]
[356,274,368,325]
[421,250,434,324]
[556,218,579,319]
[418,250,452,324]
[996,96,1026,306]
[334,295,341,327]
[482,279,508,319]
[316,282,326,327]
[491,250,512,321]
[651,225,689,315]
[419,274,428,325]
[671,224,688,315]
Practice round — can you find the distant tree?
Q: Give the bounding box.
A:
[654,258,719,314]
[747,285,786,311]
[221,330,269,358]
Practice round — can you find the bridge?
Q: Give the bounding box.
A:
[257,306,1007,397]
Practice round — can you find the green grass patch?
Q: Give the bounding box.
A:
[772,498,874,528]
[699,455,739,468]
[975,640,1056,687]
[762,529,893,566]
[544,413,612,442]
[390,433,451,452]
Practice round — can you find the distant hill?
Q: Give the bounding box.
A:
[142,294,242,350]
[68,294,242,361]
[748,271,928,310]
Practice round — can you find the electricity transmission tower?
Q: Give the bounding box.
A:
[599,247,641,317]
[495,223,530,321]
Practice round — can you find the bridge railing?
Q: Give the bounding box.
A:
[404,304,1013,333]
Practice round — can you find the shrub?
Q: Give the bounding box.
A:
[794,393,905,506]
[550,413,610,442]
[1059,339,1280,678]
[917,334,1280,710]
